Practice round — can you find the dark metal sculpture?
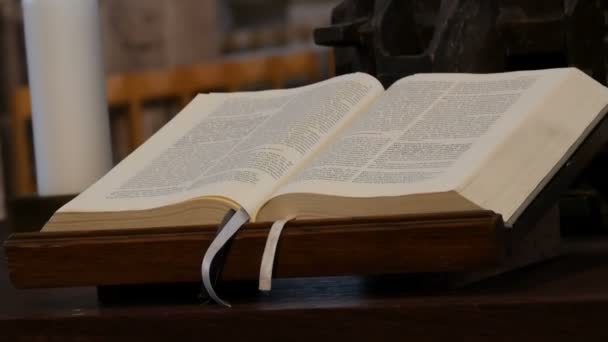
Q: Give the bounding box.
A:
[314,0,607,87]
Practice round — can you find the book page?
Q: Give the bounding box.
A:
[271,69,563,199]
[60,73,383,215]
[459,69,608,225]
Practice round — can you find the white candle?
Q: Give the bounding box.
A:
[22,0,113,196]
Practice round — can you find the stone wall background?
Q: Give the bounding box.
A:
[101,0,222,73]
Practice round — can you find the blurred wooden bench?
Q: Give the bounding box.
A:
[9,47,329,196]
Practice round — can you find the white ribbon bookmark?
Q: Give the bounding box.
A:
[201,208,250,307]
[259,216,295,292]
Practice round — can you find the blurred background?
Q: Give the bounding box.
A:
[2,0,607,234]
[0,0,340,220]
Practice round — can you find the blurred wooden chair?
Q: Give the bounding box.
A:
[176,60,230,107]
[224,52,274,91]
[222,47,326,91]
[269,48,321,88]
[9,75,130,196]
[9,87,35,196]
[9,47,328,196]
[122,69,183,149]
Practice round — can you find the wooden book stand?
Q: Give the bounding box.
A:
[4,112,608,291]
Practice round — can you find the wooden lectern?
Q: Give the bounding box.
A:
[3,111,608,293]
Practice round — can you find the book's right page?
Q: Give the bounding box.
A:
[258,68,608,225]
[456,68,608,225]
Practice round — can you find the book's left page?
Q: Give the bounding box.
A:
[44,73,382,231]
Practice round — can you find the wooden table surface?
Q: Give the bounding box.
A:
[2,221,608,342]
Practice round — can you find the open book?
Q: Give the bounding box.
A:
[43,68,608,232]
